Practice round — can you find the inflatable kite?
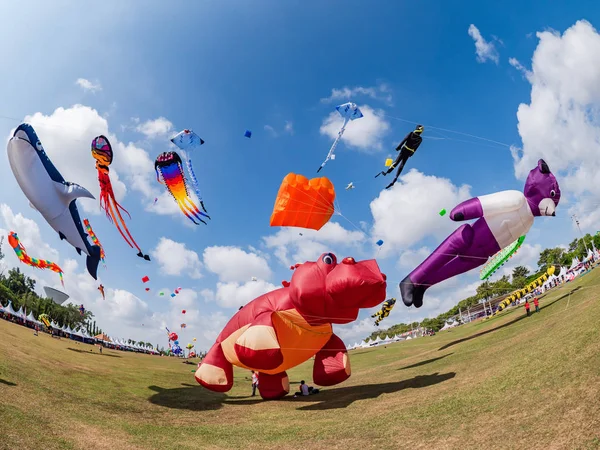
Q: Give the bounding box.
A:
[345,182,355,190]
[480,235,526,280]
[170,129,209,214]
[400,159,560,309]
[372,298,396,326]
[8,231,64,286]
[7,124,101,279]
[317,102,363,172]
[83,219,106,266]
[91,136,150,261]
[491,266,556,317]
[38,313,51,328]
[98,284,105,300]
[195,252,387,400]
[270,173,335,231]
[155,151,211,225]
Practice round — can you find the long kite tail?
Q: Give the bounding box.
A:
[317,123,347,172]
[107,197,151,261]
[185,157,205,202]
[180,197,207,225]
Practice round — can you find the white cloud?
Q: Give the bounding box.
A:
[320,104,390,152]
[75,78,102,93]
[508,57,532,78]
[264,121,294,138]
[263,221,365,267]
[203,246,271,282]
[284,121,294,135]
[370,169,472,257]
[321,83,393,105]
[151,237,203,279]
[512,20,600,232]
[397,247,431,270]
[468,24,499,64]
[135,117,173,139]
[203,279,279,309]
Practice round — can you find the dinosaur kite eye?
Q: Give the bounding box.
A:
[550,190,556,197]
[322,253,335,265]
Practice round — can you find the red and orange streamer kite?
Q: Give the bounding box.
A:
[91,135,150,261]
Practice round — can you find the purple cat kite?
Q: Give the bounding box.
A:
[400,159,560,308]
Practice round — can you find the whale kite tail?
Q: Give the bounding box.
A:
[86,245,102,280]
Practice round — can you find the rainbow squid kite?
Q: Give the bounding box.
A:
[91,135,150,261]
[8,231,64,286]
[155,151,211,225]
[83,219,106,267]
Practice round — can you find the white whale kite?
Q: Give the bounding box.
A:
[7,123,102,279]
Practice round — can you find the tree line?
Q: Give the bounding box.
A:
[0,241,153,348]
[366,232,599,340]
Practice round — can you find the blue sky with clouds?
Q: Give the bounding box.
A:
[1,1,599,348]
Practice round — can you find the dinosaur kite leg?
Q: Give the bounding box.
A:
[195,343,234,392]
[257,371,289,400]
[313,334,351,386]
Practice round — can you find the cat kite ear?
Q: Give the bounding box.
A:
[538,159,550,174]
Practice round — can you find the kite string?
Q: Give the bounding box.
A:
[374,111,512,149]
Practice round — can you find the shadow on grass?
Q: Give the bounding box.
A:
[147,385,226,411]
[398,353,453,370]
[224,372,456,410]
[438,287,582,351]
[148,372,456,411]
[0,379,16,386]
[66,347,122,358]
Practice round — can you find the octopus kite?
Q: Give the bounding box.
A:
[155,151,211,225]
[8,231,64,286]
[91,135,150,260]
[170,129,209,214]
[83,219,106,267]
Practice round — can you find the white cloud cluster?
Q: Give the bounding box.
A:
[200,246,278,309]
[512,20,600,232]
[203,246,272,282]
[370,169,472,257]
[321,83,393,105]
[320,104,390,152]
[75,78,102,93]
[263,221,365,267]
[151,237,203,279]
[264,121,294,138]
[135,117,174,139]
[468,24,499,64]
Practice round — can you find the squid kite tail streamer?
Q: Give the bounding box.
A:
[83,219,106,268]
[91,135,150,261]
[185,157,209,214]
[8,231,64,286]
[155,151,210,225]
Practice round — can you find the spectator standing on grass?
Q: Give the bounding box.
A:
[524,300,531,317]
[251,371,259,396]
[533,297,540,313]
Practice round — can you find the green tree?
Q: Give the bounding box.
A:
[512,266,530,279]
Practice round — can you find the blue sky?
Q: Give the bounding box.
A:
[0,1,599,348]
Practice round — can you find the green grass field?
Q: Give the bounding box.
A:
[1,270,600,450]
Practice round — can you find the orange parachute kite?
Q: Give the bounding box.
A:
[270,173,335,231]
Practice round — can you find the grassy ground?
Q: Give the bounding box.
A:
[1,271,600,450]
